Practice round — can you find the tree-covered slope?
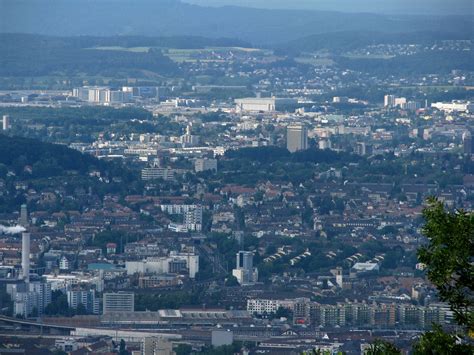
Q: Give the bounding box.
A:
[0,134,113,178]
[1,0,471,44]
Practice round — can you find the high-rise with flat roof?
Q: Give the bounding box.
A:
[286,124,308,153]
[103,292,134,314]
[232,251,258,285]
[384,94,396,107]
[2,115,10,131]
[463,131,473,155]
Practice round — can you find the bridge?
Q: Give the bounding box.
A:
[0,315,75,335]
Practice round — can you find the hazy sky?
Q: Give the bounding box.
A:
[184,0,473,15]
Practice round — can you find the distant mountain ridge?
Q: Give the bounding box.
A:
[184,0,473,16]
[0,0,472,45]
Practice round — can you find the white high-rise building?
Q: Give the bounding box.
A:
[2,115,10,130]
[232,251,258,285]
[72,86,131,104]
[67,290,100,314]
[10,280,52,317]
[383,95,396,108]
[286,124,308,153]
[19,204,28,227]
[463,131,473,155]
[21,232,30,282]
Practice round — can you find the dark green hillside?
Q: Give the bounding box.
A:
[0,135,99,176]
[0,34,178,77]
[1,0,471,44]
[0,106,155,144]
[278,30,473,53]
[0,135,142,212]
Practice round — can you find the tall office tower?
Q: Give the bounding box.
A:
[236,251,253,270]
[384,95,396,108]
[463,131,473,155]
[286,124,308,153]
[19,204,28,227]
[21,232,30,282]
[232,251,258,285]
[335,267,343,288]
[2,115,10,130]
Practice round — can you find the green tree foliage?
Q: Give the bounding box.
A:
[274,306,292,319]
[0,106,152,123]
[225,146,358,165]
[88,230,139,254]
[224,275,239,287]
[199,343,242,355]
[0,106,155,143]
[410,198,474,353]
[44,290,72,316]
[412,324,473,355]
[1,34,178,77]
[418,198,474,329]
[368,198,474,353]
[174,344,193,355]
[0,287,13,316]
[119,339,128,355]
[364,340,401,355]
[0,134,103,177]
[134,289,206,311]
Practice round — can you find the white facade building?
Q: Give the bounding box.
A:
[431,101,474,113]
[10,280,52,317]
[125,252,199,278]
[67,290,100,314]
[103,292,134,314]
[247,299,280,314]
[232,251,258,285]
[235,97,297,112]
[2,115,10,130]
[161,204,203,232]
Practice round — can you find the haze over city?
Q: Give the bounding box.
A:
[0,0,472,354]
[185,0,473,15]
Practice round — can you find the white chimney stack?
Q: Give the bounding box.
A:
[21,232,30,282]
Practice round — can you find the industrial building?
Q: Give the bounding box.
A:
[125,251,199,278]
[235,97,297,112]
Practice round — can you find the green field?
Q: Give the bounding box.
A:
[89,46,270,63]
[295,56,335,66]
[90,46,151,52]
[343,54,395,59]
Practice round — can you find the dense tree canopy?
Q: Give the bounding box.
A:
[418,198,474,330]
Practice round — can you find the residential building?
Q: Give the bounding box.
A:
[67,290,100,314]
[287,124,308,153]
[103,292,135,314]
[195,158,217,173]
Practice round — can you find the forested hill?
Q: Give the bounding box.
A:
[0,135,120,179]
[0,34,178,77]
[278,30,474,53]
[1,0,471,44]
